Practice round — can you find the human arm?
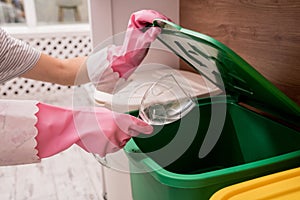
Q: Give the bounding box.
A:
[1,10,170,88]
[0,27,88,86]
[21,53,89,86]
[0,30,139,166]
[0,10,170,166]
[0,100,153,166]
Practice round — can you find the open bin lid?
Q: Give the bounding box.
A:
[153,19,300,126]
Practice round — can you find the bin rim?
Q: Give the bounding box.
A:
[125,137,300,189]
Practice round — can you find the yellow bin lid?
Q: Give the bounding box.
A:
[210,167,300,200]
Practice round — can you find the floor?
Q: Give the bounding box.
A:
[0,84,105,200]
[0,146,104,200]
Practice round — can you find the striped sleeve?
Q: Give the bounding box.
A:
[0,28,41,83]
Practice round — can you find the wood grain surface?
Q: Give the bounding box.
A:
[180,0,300,105]
[0,146,103,200]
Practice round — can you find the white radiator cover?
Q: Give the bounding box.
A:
[0,27,92,107]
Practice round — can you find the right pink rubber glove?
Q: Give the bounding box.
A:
[35,103,153,158]
[87,10,171,92]
[109,9,171,78]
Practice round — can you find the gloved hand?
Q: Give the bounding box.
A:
[35,103,153,158]
[87,10,171,92]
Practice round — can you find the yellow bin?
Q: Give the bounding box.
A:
[210,167,300,200]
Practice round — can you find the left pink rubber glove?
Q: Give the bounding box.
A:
[87,10,171,92]
[35,103,153,158]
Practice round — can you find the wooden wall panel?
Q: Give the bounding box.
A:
[180,0,300,105]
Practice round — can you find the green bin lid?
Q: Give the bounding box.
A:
[152,19,300,125]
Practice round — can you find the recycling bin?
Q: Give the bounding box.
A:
[210,167,300,199]
[124,20,300,200]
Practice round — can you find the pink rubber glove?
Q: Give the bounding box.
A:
[87,10,171,92]
[109,9,171,78]
[35,103,153,158]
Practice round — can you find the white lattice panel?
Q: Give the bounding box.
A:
[0,31,92,106]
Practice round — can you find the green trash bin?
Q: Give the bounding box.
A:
[124,20,300,200]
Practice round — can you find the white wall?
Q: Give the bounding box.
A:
[88,0,179,47]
